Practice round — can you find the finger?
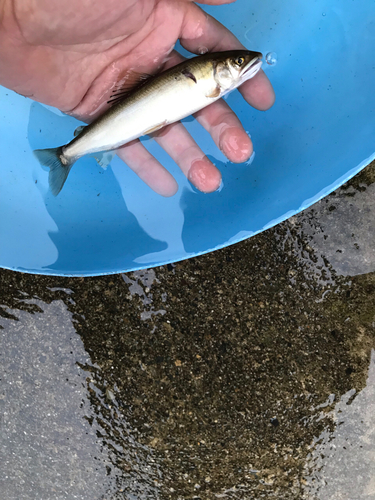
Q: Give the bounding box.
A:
[180,3,275,110]
[194,99,253,163]
[116,139,178,197]
[162,50,253,163]
[187,0,237,5]
[153,122,222,193]
[239,69,275,111]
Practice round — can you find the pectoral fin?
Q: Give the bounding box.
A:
[206,86,221,98]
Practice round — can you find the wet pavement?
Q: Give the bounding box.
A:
[1,162,375,500]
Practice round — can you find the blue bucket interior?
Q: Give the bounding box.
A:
[0,0,374,276]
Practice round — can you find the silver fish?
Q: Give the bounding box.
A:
[34,50,263,195]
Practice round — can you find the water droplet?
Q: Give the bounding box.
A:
[245,151,256,167]
[215,180,224,193]
[198,46,208,55]
[322,12,326,16]
[265,52,278,66]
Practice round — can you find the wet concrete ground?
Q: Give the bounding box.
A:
[1,162,375,500]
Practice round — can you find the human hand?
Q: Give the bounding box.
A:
[0,0,275,196]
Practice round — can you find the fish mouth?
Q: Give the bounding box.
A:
[241,56,263,81]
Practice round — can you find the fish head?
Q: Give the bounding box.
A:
[214,50,263,92]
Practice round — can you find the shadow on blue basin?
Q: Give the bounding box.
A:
[0,0,374,276]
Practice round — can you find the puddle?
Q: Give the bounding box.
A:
[0,296,160,500]
[121,270,167,321]
[303,351,375,499]
[0,161,374,499]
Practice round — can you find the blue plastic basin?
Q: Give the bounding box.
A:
[0,0,374,276]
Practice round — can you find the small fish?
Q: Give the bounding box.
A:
[34,50,263,195]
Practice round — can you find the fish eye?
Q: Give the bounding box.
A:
[235,56,245,66]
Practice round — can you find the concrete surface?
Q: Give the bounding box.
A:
[1,162,375,499]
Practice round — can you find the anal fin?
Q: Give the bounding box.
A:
[89,151,115,170]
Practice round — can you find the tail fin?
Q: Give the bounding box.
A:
[33,147,75,196]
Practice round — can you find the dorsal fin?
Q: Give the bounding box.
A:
[107,71,153,106]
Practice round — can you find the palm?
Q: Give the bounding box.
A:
[2,0,183,113]
[0,0,275,195]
